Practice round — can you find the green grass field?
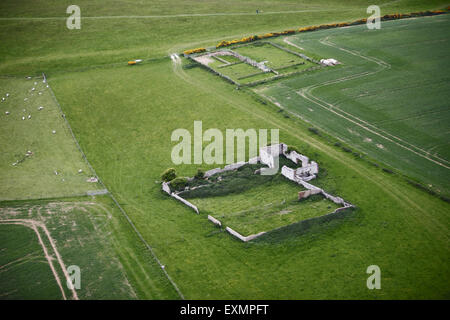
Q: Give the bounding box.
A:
[257,15,450,195]
[0,223,62,299]
[191,184,340,236]
[204,42,317,84]
[47,53,449,298]
[234,42,307,70]
[0,76,100,200]
[0,196,178,299]
[1,0,449,300]
[217,62,261,80]
[181,160,341,236]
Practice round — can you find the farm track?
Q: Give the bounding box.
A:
[0,219,78,300]
[0,9,346,21]
[286,36,450,169]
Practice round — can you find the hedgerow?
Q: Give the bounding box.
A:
[183,47,206,55]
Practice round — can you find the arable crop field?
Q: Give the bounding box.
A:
[257,15,450,195]
[0,0,449,300]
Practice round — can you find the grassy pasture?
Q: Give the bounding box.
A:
[218,62,260,80]
[0,76,100,200]
[234,42,307,70]
[217,55,241,64]
[1,0,448,75]
[0,0,449,300]
[258,15,450,195]
[48,54,449,298]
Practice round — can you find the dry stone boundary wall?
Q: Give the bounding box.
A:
[162,143,354,241]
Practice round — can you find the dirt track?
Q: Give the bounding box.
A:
[0,219,78,300]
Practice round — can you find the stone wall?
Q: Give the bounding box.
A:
[295,162,318,177]
[224,161,246,171]
[204,167,223,178]
[281,165,296,181]
[321,191,347,206]
[161,141,354,242]
[285,150,309,167]
[225,227,266,242]
[260,143,287,168]
[162,182,171,194]
[171,193,199,214]
[204,161,247,178]
[208,215,222,226]
[298,188,322,200]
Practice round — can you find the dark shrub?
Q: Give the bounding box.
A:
[170,177,188,191]
[342,147,352,153]
[161,168,176,182]
[195,168,205,179]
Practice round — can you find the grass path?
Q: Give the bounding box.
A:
[0,9,346,21]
